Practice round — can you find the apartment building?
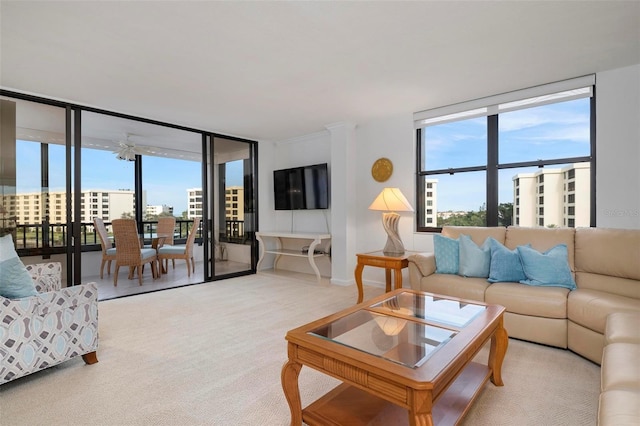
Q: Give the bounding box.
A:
[146,204,173,217]
[225,186,244,222]
[186,188,203,220]
[187,187,244,221]
[513,163,591,228]
[424,179,438,227]
[5,189,138,226]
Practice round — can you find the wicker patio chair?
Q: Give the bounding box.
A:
[94,217,117,279]
[112,218,158,286]
[155,216,176,271]
[157,217,200,277]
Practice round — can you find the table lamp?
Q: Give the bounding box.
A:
[368,187,414,255]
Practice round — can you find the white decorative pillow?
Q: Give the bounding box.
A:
[0,234,38,299]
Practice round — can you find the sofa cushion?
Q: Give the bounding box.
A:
[421,274,488,302]
[433,234,459,274]
[505,226,576,271]
[485,282,569,318]
[442,226,507,246]
[605,312,640,345]
[598,389,640,426]
[517,244,576,289]
[0,235,38,299]
[568,289,640,334]
[576,272,640,300]
[601,343,640,391]
[487,238,528,283]
[458,234,490,278]
[575,227,640,281]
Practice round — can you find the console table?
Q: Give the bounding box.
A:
[256,232,331,282]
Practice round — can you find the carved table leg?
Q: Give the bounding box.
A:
[355,262,365,303]
[281,359,303,426]
[408,389,434,426]
[489,317,508,386]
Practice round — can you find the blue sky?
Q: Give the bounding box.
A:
[16,144,244,214]
[422,97,590,211]
[17,97,588,215]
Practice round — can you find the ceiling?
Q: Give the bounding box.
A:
[1,1,639,145]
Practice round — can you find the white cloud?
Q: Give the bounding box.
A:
[498,109,588,133]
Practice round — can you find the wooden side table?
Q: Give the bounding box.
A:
[354,250,411,303]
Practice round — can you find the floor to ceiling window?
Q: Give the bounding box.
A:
[1,97,68,261]
[1,91,258,297]
[209,136,257,278]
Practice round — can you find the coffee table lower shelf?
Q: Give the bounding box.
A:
[302,362,491,426]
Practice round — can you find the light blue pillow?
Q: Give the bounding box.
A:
[487,238,529,283]
[516,244,576,290]
[458,234,491,278]
[433,234,459,274]
[0,234,38,299]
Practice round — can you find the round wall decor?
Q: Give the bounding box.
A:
[371,157,393,182]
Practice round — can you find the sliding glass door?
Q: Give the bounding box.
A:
[208,136,257,278]
[2,90,259,295]
[0,96,72,280]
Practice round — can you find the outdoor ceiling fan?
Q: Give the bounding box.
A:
[113,134,144,161]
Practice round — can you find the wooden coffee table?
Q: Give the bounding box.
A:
[281,288,508,426]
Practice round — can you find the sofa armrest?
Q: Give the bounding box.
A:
[0,282,99,384]
[408,253,436,277]
[407,253,435,290]
[35,282,99,316]
[25,262,62,293]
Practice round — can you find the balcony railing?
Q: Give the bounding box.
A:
[13,219,246,255]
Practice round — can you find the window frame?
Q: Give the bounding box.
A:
[415,83,596,232]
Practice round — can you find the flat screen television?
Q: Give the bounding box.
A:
[274,163,329,210]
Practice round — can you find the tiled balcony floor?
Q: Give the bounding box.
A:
[88,260,251,301]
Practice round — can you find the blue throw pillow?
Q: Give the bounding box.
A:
[516,244,576,290]
[487,238,529,283]
[433,234,459,274]
[458,234,491,278]
[0,234,38,299]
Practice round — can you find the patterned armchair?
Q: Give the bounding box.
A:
[0,262,99,385]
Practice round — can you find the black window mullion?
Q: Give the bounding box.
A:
[590,89,597,227]
[134,155,143,233]
[415,128,425,229]
[487,115,499,227]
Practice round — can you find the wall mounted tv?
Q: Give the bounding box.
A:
[273,163,329,210]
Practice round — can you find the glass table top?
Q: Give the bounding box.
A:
[370,292,486,329]
[308,291,486,368]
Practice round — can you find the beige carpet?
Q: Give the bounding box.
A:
[0,272,600,425]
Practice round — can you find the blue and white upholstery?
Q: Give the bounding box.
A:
[0,262,99,385]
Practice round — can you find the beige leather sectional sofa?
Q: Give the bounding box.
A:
[408,225,640,362]
[408,226,640,425]
[599,312,640,425]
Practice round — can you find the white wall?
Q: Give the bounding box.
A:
[256,132,333,278]
[596,64,640,228]
[259,63,640,287]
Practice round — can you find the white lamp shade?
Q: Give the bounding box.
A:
[368,188,414,212]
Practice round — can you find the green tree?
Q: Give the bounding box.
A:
[440,210,486,226]
[498,202,513,226]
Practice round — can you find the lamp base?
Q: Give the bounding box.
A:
[381,212,405,255]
